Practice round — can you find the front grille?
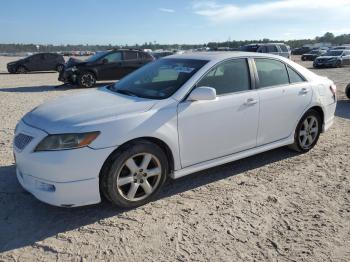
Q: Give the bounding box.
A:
[14,133,34,150]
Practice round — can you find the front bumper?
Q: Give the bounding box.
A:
[313,60,337,68]
[16,169,100,207]
[7,64,16,73]
[58,69,78,83]
[13,120,117,207]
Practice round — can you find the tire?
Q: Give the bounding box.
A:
[56,64,64,72]
[289,110,322,153]
[346,84,350,99]
[101,140,169,208]
[78,72,96,88]
[16,66,27,74]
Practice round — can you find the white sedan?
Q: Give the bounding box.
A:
[13,52,337,207]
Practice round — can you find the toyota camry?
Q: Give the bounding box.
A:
[13,52,337,208]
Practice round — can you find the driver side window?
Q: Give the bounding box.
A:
[197,59,251,95]
[103,52,122,63]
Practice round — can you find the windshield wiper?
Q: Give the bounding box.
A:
[115,89,139,97]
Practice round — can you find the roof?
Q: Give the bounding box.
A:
[166,51,285,62]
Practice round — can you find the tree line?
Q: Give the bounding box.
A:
[0,32,349,53]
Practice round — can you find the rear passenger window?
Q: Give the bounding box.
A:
[279,45,288,52]
[267,45,278,52]
[197,59,250,95]
[124,51,138,60]
[255,59,289,88]
[287,66,305,83]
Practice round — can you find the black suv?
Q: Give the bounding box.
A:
[59,49,155,88]
[7,53,65,73]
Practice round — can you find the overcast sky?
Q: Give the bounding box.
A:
[0,0,349,45]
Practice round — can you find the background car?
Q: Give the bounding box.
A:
[151,51,174,59]
[301,49,327,61]
[14,52,336,208]
[240,43,291,58]
[346,83,350,99]
[7,53,65,74]
[313,50,350,68]
[292,46,312,55]
[59,49,154,88]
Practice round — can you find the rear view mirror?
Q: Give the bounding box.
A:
[188,87,216,101]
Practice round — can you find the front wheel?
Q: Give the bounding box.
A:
[78,72,96,88]
[289,110,322,153]
[101,141,168,208]
[346,84,350,99]
[56,64,64,72]
[16,66,27,74]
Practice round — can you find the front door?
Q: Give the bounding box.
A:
[177,58,259,167]
[97,51,124,80]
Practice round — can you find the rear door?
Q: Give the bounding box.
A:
[342,51,350,65]
[25,54,42,71]
[121,51,143,77]
[254,58,312,146]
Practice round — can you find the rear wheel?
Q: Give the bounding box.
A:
[101,141,168,208]
[346,84,350,99]
[289,110,322,153]
[16,66,27,74]
[78,72,96,88]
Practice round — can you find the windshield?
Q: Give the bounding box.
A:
[85,51,108,62]
[109,58,208,99]
[323,50,343,56]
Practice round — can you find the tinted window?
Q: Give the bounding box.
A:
[255,59,289,88]
[197,59,250,95]
[267,45,278,52]
[140,52,152,60]
[124,51,138,60]
[104,52,122,63]
[287,66,305,84]
[279,45,288,52]
[110,59,208,99]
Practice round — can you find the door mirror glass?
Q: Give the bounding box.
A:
[102,58,108,64]
[188,87,216,101]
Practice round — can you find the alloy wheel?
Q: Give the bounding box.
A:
[116,153,162,202]
[298,115,319,149]
[81,73,95,87]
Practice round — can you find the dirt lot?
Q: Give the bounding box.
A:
[0,55,349,261]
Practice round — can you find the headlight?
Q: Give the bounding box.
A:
[35,132,100,151]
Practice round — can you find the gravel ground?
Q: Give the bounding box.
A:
[0,55,349,261]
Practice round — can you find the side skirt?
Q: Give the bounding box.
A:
[171,136,294,179]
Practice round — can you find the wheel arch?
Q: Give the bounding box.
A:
[99,136,175,181]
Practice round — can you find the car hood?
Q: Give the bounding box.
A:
[7,59,23,65]
[65,57,86,68]
[22,87,157,133]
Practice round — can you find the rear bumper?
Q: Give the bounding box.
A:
[323,102,336,132]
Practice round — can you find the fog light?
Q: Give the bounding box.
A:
[35,181,56,192]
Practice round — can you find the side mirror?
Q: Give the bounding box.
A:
[188,86,216,101]
[102,58,108,64]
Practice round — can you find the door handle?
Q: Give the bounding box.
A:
[300,88,309,94]
[244,98,258,105]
